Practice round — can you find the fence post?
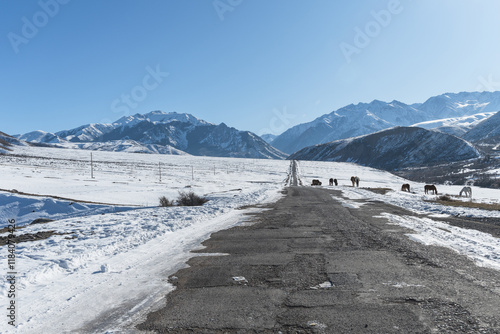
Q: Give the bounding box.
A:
[91,152,94,179]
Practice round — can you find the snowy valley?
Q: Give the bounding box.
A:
[1,146,500,332]
[3,91,500,332]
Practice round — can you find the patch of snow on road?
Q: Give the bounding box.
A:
[378,213,500,271]
[332,195,366,209]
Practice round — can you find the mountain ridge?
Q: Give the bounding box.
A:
[288,126,480,171]
[272,91,500,154]
[16,111,287,159]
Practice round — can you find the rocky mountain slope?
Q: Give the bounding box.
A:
[288,127,480,171]
[0,131,29,153]
[411,112,496,137]
[463,111,500,143]
[17,111,287,159]
[460,111,500,155]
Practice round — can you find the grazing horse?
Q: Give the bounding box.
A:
[424,184,438,195]
[334,179,338,186]
[311,179,322,186]
[351,176,360,187]
[459,186,472,198]
[329,178,334,186]
[401,184,410,192]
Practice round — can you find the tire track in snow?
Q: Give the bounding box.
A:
[284,160,302,186]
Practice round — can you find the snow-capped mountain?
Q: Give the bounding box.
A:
[272,100,425,154]
[273,91,500,154]
[463,111,500,144]
[18,130,68,144]
[415,91,500,119]
[17,111,287,159]
[289,127,480,171]
[411,112,496,137]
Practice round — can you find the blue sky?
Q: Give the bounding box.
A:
[2,0,500,136]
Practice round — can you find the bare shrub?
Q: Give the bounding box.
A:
[438,195,451,201]
[159,196,174,207]
[177,191,208,206]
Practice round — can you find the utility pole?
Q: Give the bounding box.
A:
[91,152,94,179]
[159,162,162,182]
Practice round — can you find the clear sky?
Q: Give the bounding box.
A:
[2,0,500,136]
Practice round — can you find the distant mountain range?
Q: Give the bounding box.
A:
[8,91,500,166]
[271,91,500,154]
[289,127,480,171]
[16,111,287,159]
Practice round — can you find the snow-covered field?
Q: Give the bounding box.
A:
[1,146,500,333]
[0,146,289,333]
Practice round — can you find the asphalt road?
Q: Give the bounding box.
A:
[137,186,500,333]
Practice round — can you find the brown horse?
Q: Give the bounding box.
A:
[351,176,360,187]
[329,178,334,186]
[401,184,410,192]
[424,184,437,195]
[311,179,322,186]
[334,178,338,186]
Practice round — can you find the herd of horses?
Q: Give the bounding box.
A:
[312,176,360,187]
[312,176,359,187]
[310,177,472,198]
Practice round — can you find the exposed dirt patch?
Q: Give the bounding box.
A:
[364,187,393,195]
[0,230,74,246]
[425,197,500,211]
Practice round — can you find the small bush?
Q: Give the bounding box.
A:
[438,195,451,201]
[159,196,174,207]
[176,191,208,206]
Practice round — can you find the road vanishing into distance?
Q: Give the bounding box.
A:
[137,162,500,333]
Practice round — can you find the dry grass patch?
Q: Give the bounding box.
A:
[427,196,500,211]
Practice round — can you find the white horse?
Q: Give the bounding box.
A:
[459,186,472,198]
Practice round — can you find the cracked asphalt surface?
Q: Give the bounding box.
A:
[137,185,500,333]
